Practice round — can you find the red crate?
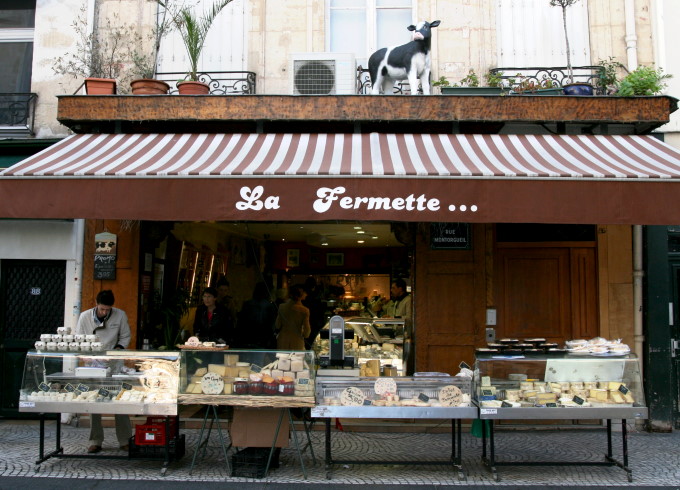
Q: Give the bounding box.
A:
[134,417,178,446]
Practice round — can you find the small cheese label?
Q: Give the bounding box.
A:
[64,383,76,393]
[19,401,35,408]
[98,388,110,397]
[418,393,430,402]
[482,389,493,396]
[250,364,262,373]
[298,378,309,385]
[618,385,629,395]
[74,389,82,397]
[501,401,513,407]
[573,395,585,405]
[459,361,471,370]
[546,402,558,407]
[77,383,89,392]
[363,399,373,406]
[38,382,51,392]
[480,408,497,415]
[121,382,133,390]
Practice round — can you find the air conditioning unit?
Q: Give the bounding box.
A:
[290,53,356,95]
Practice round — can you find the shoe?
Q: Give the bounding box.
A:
[87,445,102,454]
[119,444,129,451]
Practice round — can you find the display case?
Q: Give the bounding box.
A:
[315,317,405,375]
[474,352,648,420]
[178,349,316,407]
[19,350,180,416]
[312,375,476,418]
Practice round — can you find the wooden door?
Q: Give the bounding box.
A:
[495,246,598,344]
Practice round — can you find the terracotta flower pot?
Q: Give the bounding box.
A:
[130,79,170,95]
[85,78,117,95]
[177,81,210,95]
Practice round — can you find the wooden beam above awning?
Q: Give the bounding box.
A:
[2,133,680,224]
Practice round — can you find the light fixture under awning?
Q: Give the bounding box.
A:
[2,133,680,224]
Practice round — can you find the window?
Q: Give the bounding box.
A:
[0,0,35,92]
[496,0,591,68]
[329,0,413,65]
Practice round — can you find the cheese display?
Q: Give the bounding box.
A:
[474,351,645,410]
[180,350,316,398]
[19,350,181,413]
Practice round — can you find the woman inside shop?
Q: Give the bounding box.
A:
[193,287,234,344]
[275,284,311,350]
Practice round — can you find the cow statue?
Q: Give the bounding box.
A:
[368,20,441,95]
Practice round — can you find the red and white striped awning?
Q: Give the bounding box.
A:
[4,133,680,179]
[2,133,680,224]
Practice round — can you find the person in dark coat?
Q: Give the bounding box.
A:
[302,277,326,350]
[193,287,234,344]
[235,282,278,349]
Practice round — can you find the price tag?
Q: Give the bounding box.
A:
[418,393,430,402]
[38,382,51,392]
[618,385,629,395]
[121,382,133,391]
[573,395,585,405]
[501,401,513,408]
[298,378,309,385]
[480,408,497,415]
[458,361,471,370]
[74,389,83,397]
[98,388,110,397]
[546,402,558,407]
[64,383,76,393]
[251,364,262,373]
[482,389,493,396]
[19,401,35,408]
[77,383,89,393]
[363,399,373,406]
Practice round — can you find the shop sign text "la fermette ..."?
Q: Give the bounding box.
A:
[235,185,479,215]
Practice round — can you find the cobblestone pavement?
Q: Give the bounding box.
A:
[1,419,679,488]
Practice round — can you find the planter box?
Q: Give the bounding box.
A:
[510,88,564,96]
[440,86,505,95]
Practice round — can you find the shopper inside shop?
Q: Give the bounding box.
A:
[75,289,132,453]
[193,287,234,344]
[275,284,311,350]
[234,281,278,349]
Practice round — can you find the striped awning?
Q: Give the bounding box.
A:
[2,133,680,223]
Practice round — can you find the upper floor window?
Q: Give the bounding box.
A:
[496,0,591,68]
[0,0,35,92]
[329,0,413,65]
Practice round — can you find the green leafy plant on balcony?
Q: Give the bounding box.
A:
[618,65,672,96]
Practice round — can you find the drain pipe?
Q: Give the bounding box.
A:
[72,219,85,328]
[624,0,638,70]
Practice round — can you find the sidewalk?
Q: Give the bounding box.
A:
[1,418,679,488]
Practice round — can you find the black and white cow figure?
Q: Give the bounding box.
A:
[368,20,441,95]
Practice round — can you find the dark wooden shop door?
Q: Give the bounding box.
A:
[495,246,598,344]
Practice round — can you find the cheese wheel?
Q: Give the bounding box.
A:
[439,385,463,407]
[340,387,366,406]
[374,377,397,395]
[185,336,201,347]
[201,372,224,395]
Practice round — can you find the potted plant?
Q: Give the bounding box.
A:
[160,0,234,94]
[438,69,505,95]
[596,56,626,95]
[53,5,135,94]
[508,74,562,95]
[550,0,593,95]
[617,65,672,96]
[129,9,174,95]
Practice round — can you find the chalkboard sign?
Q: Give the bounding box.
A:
[430,223,471,250]
[94,254,117,280]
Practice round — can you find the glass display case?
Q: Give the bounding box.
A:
[178,349,316,407]
[474,352,648,420]
[312,375,476,418]
[314,317,405,375]
[19,350,180,416]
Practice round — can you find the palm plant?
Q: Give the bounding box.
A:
[550,0,580,84]
[161,0,234,82]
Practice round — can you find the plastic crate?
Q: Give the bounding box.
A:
[134,416,177,446]
[231,447,280,478]
[128,434,185,460]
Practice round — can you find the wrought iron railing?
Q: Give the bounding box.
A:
[154,71,257,95]
[356,66,419,95]
[0,93,38,135]
[488,66,605,94]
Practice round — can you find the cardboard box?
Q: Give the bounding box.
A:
[230,408,289,448]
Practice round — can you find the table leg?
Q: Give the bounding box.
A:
[265,408,286,478]
[189,404,212,475]
[325,418,332,480]
[606,419,613,458]
[302,414,317,464]
[212,406,231,474]
[288,408,308,479]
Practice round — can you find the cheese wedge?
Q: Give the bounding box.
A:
[195,367,208,376]
[208,364,227,376]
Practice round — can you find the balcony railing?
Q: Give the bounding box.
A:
[154,71,257,95]
[488,66,605,94]
[0,93,38,135]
